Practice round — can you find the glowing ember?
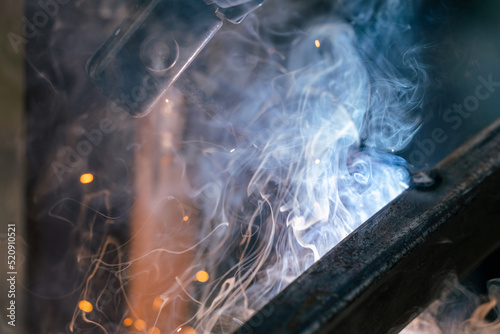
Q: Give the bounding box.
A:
[148,327,161,334]
[79,173,93,184]
[314,39,321,47]
[196,270,209,283]
[152,296,163,311]
[123,317,133,327]
[77,300,93,313]
[183,215,189,222]
[134,319,146,331]
[178,326,197,334]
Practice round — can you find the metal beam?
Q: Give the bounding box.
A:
[236,118,500,334]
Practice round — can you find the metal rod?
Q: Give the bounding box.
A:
[236,118,500,334]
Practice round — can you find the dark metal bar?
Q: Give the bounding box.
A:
[236,118,500,334]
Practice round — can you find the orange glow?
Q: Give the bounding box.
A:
[183,215,189,222]
[196,270,209,283]
[80,173,94,184]
[134,319,147,331]
[314,39,320,48]
[123,317,133,327]
[165,99,170,103]
[179,326,197,334]
[78,300,93,313]
[148,327,161,334]
[152,296,163,311]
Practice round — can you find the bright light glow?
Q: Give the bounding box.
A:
[230,148,235,153]
[123,318,133,327]
[315,159,320,164]
[148,327,161,334]
[196,270,209,282]
[315,39,320,48]
[78,300,93,313]
[165,99,170,103]
[183,216,189,222]
[152,296,163,311]
[134,319,146,331]
[80,173,94,184]
[178,327,197,334]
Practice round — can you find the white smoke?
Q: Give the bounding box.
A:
[174,0,428,332]
[402,278,500,334]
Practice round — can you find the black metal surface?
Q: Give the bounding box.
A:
[86,0,268,117]
[236,118,500,334]
[86,0,223,117]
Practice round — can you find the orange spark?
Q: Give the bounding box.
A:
[78,300,93,313]
[152,296,163,311]
[123,317,133,327]
[134,319,146,331]
[315,40,320,48]
[183,215,189,222]
[180,326,197,334]
[196,270,209,283]
[80,173,94,184]
[148,327,161,334]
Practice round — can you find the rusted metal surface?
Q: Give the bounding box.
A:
[236,118,500,334]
